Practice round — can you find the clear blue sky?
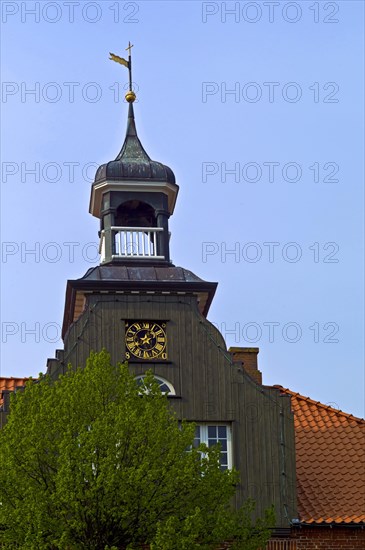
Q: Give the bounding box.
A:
[1,1,364,418]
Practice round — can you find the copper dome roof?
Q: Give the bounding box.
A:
[94,103,175,185]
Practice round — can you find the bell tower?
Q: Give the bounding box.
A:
[90,44,178,267]
[89,99,178,266]
[57,47,217,342]
[44,47,297,528]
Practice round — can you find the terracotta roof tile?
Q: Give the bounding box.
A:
[275,386,365,525]
[0,377,32,407]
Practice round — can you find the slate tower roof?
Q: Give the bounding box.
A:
[94,102,176,186]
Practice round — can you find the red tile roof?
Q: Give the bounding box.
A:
[276,386,365,525]
[0,377,31,407]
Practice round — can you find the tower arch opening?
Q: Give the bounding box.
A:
[115,200,157,229]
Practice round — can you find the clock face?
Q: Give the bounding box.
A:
[125,321,167,360]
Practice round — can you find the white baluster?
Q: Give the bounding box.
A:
[110,227,164,259]
[136,231,140,256]
[117,231,121,256]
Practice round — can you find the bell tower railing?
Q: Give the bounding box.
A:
[100,226,165,263]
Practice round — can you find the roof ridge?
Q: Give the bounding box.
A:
[273,385,365,423]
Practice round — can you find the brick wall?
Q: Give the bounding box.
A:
[229,347,262,384]
[268,526,365,550]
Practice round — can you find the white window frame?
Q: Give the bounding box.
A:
[134,375,176,396]
[194,423,233,470]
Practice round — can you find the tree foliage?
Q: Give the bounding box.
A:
[0,350,274,549]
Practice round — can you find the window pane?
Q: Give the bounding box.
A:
[220,454,228,465]
[219,440,227,451]
[208,426,216,438]
[208,439,216,447]
[218,426,227,438]
[159,382,170,393]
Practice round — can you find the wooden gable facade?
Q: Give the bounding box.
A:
[45,265,297,528]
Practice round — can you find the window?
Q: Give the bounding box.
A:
[193,424,232,470]
[135,375,175,396]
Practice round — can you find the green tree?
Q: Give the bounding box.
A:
[0,350,274,549]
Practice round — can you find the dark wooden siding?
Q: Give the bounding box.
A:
[60,292,297,526]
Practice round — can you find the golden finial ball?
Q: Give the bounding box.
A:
[125,90,136,103]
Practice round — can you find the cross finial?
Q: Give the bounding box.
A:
[109,42,136,102]
[125,42,133,96]
[126,42,134,56]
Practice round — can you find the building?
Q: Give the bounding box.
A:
[48,84,297,530]
[268,387,365,548]
[1,66,364,548]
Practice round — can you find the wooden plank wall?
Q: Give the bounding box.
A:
[60,292,297,527]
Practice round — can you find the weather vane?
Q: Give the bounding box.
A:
[109,41,135,103]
